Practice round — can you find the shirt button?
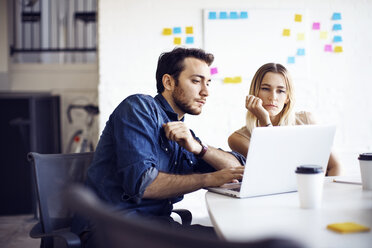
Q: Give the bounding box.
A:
[165,148,168,152]
[190,161,193,164]
[174,161,177,165]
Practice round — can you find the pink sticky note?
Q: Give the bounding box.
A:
[324,44,332,52]
[211,67,218,75]
[312,22,320,30]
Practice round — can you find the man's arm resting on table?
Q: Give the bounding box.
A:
[143,167,244,199]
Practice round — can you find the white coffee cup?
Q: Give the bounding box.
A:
[358,153,372,190]
[295,165,324,209]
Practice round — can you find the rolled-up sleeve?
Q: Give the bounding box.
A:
[112,95,160,203]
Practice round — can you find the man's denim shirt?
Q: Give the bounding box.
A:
[85,94,245,218]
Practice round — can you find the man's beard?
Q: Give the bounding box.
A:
[172,84,201,116]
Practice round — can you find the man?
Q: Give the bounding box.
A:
[73,47,245,244]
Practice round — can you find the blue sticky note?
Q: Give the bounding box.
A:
[219,12,228,19]
[230,11,238,19]
[287,56,295,64]
[297,48,305,56]
[173,27,181,34]
[208,12,217,20]
[333,35,342,42]
[333,24,342,31]
[185,36,194,44]
[332,12,342,20]
[240,11,248,19]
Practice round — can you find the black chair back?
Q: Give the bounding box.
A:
[28,152,94,248]
[65,185,303,248]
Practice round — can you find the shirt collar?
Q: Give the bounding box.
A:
[154,94,184,122]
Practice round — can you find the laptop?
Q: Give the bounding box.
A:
[208,124,336,198]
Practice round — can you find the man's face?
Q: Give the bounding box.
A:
[171,58,211,116]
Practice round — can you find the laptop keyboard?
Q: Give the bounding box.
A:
[230,186,241,192]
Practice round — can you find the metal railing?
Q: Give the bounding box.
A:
[10,0,97,63]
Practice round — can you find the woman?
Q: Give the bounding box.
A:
[228,63,341,176]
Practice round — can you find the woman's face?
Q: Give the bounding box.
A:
[257,72,289,117]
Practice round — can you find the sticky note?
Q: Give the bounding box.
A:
[297,33,305,41]
[327,222,370,234]
[230,11,238,19]
[324,44,332,52]
[210,67,218,75]
[295,14,302,22]
[223,76,242,84]
[208,12,217,19]
[297,48,305,56]
[332,12,342,20]
[162,28,172,35]
[333,35,342,42]
[312,22,320,30]
[333,24,342,31]
[320,31,328,39]
[240,11,248,19]
[173,37,181,45]
[185,26,193,34]
[287,56,295,64]
[334,46,343,53]
[282,29,291,36]
[173,27,181,34]
[219,12,228,19]
[185,36,194,44]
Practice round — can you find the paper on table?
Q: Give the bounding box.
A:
[333,176,362,185]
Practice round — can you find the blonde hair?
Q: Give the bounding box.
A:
[246,63,296,133]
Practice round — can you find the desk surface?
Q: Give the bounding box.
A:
[205,177,372,248]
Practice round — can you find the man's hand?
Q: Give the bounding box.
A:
[162,122,201,154]
[246,95,271,126]
[204,166,245,187]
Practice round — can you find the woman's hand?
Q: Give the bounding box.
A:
[245,95,271,126]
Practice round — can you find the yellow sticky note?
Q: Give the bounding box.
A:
[223,76,242,84]
[162,28,172,35]
[320,31,328,39]
[185,26,193,34]
[282,29,290,37]
[173,37,181,45]
[334,46,343,53]
[295,14,302,22]
[297,33,305,41]
[327,222,370,234]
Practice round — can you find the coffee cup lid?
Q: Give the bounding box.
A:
[358,153,372,161]
[295,165,323,174]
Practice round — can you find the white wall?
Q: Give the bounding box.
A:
[99,0,372,177]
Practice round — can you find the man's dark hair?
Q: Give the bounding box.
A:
[156,47,214,93]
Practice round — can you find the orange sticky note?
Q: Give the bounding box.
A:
[320,31,328,39]
[185,26,193,34]
[327,222,370,234]
[162,28,172,35]
[334,46,343,53]
[282,29,290,36]
[297,33,305,41]
[295,14,302,22]
[173,37,181,45]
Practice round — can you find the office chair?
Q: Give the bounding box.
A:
[28,152,192,248]
[28,152,95,248]
[65,185,303,248]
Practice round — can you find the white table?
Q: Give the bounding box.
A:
[205,178,372,248]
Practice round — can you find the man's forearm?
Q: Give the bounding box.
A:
[143,172,205,199]
[201,145,242,170]
[143,166,245,199]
